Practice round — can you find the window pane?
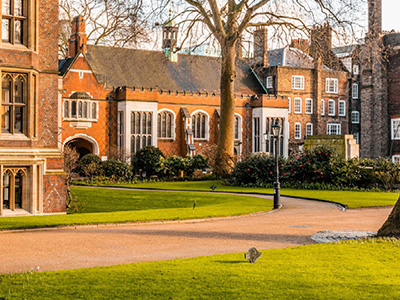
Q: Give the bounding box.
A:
[147,113,152,135]
[14,106,23,133]
[15,172,23,208]
[15,20,22,43]
[3,172,10,209]
[71,101,76,117]
[14,76,23,103]
[92,102,96,119]
[157,113,161,137]
[63,101,69,118]
[2,0,10,14]
[2,105,10,133]
[142,113,146,134]
[234,117,239,140]
[166,113,171,138]
[2,76,11,103]
[2,19,10,42]
[78,102,82,118]
[162,112,166,137]
[201,115,205,138]
[15,0,23,16]
[83,101,88,118]
[135,112,140,134]
[135,136,140,153]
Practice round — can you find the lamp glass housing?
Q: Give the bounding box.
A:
[272,122,282,138]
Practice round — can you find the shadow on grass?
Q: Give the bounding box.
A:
[215,260,248,264]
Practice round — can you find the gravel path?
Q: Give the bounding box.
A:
[0,193,392,273]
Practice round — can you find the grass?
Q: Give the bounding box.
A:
[1,238,400,299]
[110,180,399,209]
[0,186,272,230]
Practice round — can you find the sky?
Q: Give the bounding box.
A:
[383,0,400,31]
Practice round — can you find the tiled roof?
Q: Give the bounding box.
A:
[84,45,263,94]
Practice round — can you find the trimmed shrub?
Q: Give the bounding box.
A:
[157,156,184,177]
[102,159,133,182]
[131,146,165,177]
[78,154,102,179]
[184,155,209,176]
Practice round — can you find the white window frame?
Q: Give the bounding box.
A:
[288,97,291,113]
[306,123,313,137]
[234,113,242,141]
[294,97,302,114]
[351,111,360,124]
[266,76,273,89]
[295,123,301,139]
[191,110,210,141]
[392,155,400,164]
[63,99,98,121]
[338,100,346,116]
[352,83,359,99]
[353,65,359,75]
[157,109,176,140]
[391,118,400,140]
[292,75,305,90]
[321,99,325,116]
[328,99,335,116]
[326,78,338,94]
[354,132,360,144]
[305,98,313,114]
[327,123,341,135]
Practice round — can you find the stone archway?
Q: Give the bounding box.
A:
[64,135,100,159]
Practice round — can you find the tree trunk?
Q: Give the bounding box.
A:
[214,42,236,176]
[377,196,400,237]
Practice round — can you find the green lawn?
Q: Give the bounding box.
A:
[112,180,399,208]
[1,238,399,299]
[0,187,271,230]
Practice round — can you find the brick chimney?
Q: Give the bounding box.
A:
[253,26,268,67]
[310,23,332,60]
[368,0,382,36]
[68,16,87,58]
[290,38,310,54]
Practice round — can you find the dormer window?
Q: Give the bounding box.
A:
[266,76,273,89]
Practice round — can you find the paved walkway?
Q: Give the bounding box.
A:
[0,193,392,273]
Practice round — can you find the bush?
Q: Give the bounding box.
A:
[373,157,400,191]
[78,154,102,179]
[157,156,184,177]
[131,146,164,177]
[184,155,209,176]
[102,159,133,182]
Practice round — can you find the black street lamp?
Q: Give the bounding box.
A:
[271,120,282,209]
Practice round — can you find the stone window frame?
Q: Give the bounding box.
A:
[1,167,27,212]
[306,123,313,137]
[157,108,176,140]
[234,113,242,142]
[328,99,335,116]
[352,83,359,99]
[117,111,124,150]
[63,98,98,122]
[294,97,302,114]
[338,100,346,117]
[294,122,301,139]
[327,123,341,135]
[321,99,325,116]
[353,132,359,144]
[191,110,209,141]
[351,111,360,124]
[326,78,338,94]
[0,70,37,139]
[130,111,153,155]
[0,0,37,50]
[305,98,313,114]
[392,155,400,164]
[253,117,260,153]
[292,75,305,90]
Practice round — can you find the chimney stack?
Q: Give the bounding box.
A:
[68,16,87,58]
[253,26,268,67]
[290,39,310,54]
[310,23,332,60]
[368,0,382,36]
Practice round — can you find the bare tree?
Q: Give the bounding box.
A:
[62,145,79,210]
[59,0,148,56]
[153,0,364,175]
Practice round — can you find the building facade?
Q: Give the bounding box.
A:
[59,17,290,163]
[0,0,65,216]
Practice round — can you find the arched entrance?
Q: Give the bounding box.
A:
[64,135,100,159]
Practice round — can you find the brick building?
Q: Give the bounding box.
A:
[59,17,290,162]
[0,0,65,216]
[253,25,351,152]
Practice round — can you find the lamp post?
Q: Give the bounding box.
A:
[271,120,282,209]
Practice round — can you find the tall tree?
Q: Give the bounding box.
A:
[59,0,148,56]
[155,0,364,175]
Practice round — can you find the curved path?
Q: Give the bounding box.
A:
[0,191,392,273]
